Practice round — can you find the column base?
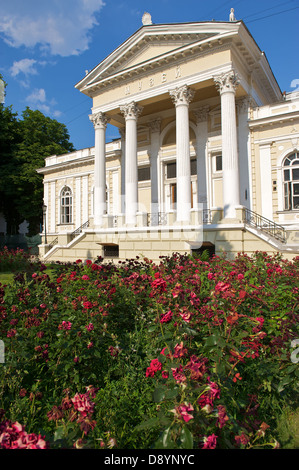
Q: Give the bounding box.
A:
[220,206,244,224]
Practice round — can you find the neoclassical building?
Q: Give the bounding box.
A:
[38,12,299,263]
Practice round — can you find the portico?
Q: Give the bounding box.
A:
[88,68,242,229]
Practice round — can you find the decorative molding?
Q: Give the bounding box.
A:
[119,127,125,139]
[147,118,161,133]
[89,111,110,129]
[169,84,195,106]
[236,96,253,114]
[120,101,143,120]
[193,105,210,123]
[213,70,240,94]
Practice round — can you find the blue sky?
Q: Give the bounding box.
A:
[1,0,298,151]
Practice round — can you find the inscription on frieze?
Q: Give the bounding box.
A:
[124,65,182,96]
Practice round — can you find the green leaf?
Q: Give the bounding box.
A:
[277,376,292,393]
[135,417,161,431]
[154,427,174,449]
[205,334,225,348]
[162,427,173,448]
[165,387,179,400]
[153,385,167,403]
[180,426,193,449]
[54,426,65,441]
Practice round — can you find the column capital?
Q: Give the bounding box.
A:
[119,127,125,139]
[214,70,240,95]
[120,101,143,120]
[147,118,161,133]
[193,105,210,123]
[236,96,254,114]
[169,84,195,106]
[89,111,110,130]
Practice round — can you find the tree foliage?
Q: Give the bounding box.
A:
[0,98,75,235]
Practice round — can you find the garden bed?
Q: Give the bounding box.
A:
[0,249,298,449]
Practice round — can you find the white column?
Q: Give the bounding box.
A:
[119,128,126,214]
[214,70,240,219]
[193,106,209,209]
[75,177,81,228]
[82,176,89,224]
[259,144,273,220]
[44,182,49,239]
[237,97,252,209]
[148,118,161,224]
[89,111,110,227]
[50,181,56,233]
[120,101,143,225]
[170,85,194,222]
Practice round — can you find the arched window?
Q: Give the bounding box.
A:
[60,186,73,224]
[283,152,299,210]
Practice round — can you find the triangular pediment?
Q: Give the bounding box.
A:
[111,33,216,72]
[76,22,241,93]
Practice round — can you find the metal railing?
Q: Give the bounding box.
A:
[48,237,58,249]
[243,208,286,243]
[70,220,89,240]
[146,210,213,226]
[203,209,212,224]
[112,215,118,228]
[147,212,167,226]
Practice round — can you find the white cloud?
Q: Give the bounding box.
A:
[10,58,38,77]
[26,88,47,103]
[0,0,105,56]
[25,88,61,117]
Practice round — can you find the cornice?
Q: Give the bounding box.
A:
[248,110,299,129]
[37,156,95,174]
[37,149,121,175]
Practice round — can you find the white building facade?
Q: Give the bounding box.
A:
[38,15,299,263]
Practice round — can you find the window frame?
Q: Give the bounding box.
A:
[60,186,73,224]
[283,152,299,210]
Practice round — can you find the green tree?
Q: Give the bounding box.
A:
[0,103,23,234]
[13,108,75,235]
[0,97,75,236]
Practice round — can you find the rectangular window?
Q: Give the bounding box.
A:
[167,162,176,179]
[191,159,197,175]
[138,166,151,182]
[284,183,289,210]
[171,183,177,209]
[103,244,119,258]
[292,169,299,181]
[167,160,196,178]
[215,155,222,172]
[284,169,290,181]
[293,183,299,209]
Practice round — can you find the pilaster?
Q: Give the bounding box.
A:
[193,106,209,209]
[148,118,161,223]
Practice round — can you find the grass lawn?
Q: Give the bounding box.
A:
[0,272,15,285]
[0,263,63,286]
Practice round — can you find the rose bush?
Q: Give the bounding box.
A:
[0,250,298,449]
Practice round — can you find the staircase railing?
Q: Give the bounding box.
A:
[243,208,286,243]
[48,237,58,249]
[70,220,89,240]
